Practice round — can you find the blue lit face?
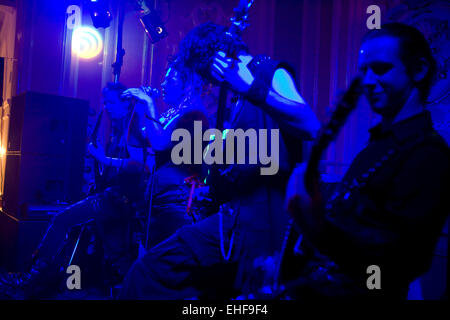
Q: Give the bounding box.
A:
[161,68,185,106]
[103,89,128,120]
[358,36,414,117]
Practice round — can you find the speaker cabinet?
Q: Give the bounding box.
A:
[0,211,52,271]
[3,91,89,219]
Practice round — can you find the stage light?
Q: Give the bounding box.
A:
[87,0,112,29]
[72,26,103,59]
[140,10,168,43]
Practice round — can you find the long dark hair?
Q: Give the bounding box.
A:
[175,22,249,83]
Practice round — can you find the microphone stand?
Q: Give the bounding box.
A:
[112,0,126,83]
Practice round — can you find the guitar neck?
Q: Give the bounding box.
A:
[305,77,362,196]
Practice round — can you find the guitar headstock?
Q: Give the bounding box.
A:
[228,0,255,38]
[136,0,151,15]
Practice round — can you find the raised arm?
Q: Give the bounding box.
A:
[121,87,172,151]
[212,51,321,139]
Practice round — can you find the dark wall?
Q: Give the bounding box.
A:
[11,0,450,173]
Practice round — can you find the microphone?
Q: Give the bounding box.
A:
[141,86,160,98]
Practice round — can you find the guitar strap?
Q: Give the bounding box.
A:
[327,121,435,209]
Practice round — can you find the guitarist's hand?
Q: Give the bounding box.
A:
[211,51,254,93]
[88,142,107,164]
[193,186,211,201]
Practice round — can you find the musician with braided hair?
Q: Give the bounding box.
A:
[285,23,449,299]
[119,21,320,299]
[121,57,212,249]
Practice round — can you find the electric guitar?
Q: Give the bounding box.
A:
[216,0,254,132]
[206,0,254,203]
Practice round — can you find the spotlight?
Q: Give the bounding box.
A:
[140,10,168,43]
[72,26,103,59]
[87,0,112,29]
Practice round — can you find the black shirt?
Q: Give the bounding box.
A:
[211,96,301,295]
[316,111,450,296]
